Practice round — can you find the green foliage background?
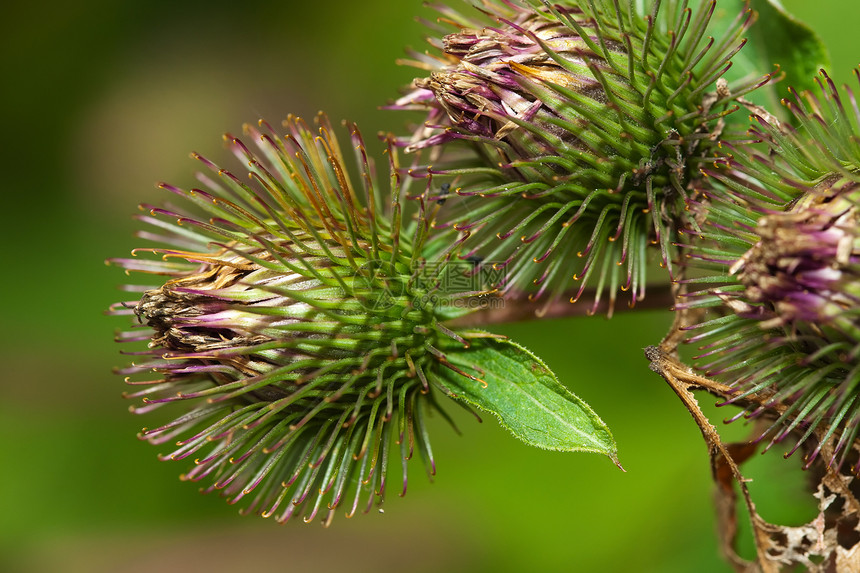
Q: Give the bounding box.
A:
[1,1,857,571]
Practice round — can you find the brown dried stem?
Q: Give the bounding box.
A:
[647,282,860,571]
[646,344,782,572]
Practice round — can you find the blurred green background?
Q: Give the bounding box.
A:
[1,1,857,571]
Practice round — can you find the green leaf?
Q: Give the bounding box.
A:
[715,0,830,122]
[430,335,621,468]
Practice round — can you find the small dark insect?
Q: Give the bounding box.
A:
[437,182,451,205]
[466,254,483,267]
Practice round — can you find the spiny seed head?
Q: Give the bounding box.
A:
[393,0,767,316]
[108,113,490,525]
[679,68,860,470]
[730,193,860,331]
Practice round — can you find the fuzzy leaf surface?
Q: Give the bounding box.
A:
[433,336,620,466]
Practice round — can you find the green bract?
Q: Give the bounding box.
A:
[394,0,768,315]
[680,69,860,468]
[109,113,618,525]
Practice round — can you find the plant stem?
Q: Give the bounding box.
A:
[447,283,677,328]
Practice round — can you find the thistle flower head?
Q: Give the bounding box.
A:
[108,114,490,525]
[680,68,860,469]
[394,0,766,315]
[730,192,860,330]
